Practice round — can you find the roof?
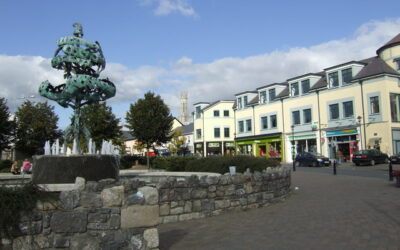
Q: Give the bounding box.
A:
[193,101,210,106]
[353,56,400,81]
[234,91,257,96]
[122,131,135,141]
[377,33,400,55]
[176,123,194,135]
[248,95,259,105]
[309,76,328,91]
[287,72,324,82]
[275,87,289,99]
[323,61,366,71]
[256,82,288,90]
[201,100,234,111]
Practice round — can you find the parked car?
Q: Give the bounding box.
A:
[389,154,400,164]
[352,149,388,166]
[294,152,331,167]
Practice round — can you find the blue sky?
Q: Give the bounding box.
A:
[1,0,400,128]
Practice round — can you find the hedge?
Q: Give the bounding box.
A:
[0,160,13,173]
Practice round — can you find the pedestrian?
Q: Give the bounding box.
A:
[336,150,344,164]
[22,159,32,174]
[10,160,20,175]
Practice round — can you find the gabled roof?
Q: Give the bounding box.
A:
[275,87,289,99]
[193,101,209,106]
[377,33,400,55]
[175,123,194,135]
[234,91,257,96]
[256,82,288,90]
[287,72,324,82]
[122,131,136,141]
[309,75,328,91]
[323,61,366,71]
[202,100,234,111]
[248,95,259,106]
[353,56,400,81]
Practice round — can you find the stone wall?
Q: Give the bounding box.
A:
[154,167,291,224]
[3,178,159,250]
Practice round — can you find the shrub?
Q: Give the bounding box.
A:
[152,156,198,171]
[119,155,140,169]
[0,159,13,171]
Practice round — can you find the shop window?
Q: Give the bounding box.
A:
[261,116,268,129]
[329,103,339,120]
[292,111,300,125]
[301,79,310,94]
[223,110,229,117]
[270,115,277,128]
[303,109,312,124]
[246,119,252,132]
[328,72,339,88]
[291,82,299,96]
[238,121,244,133]
[214,110,220,117]
[224,127,230,138]
[343,101,354,118]
[390,93,400,122]
[370,96,380,114]
[196,129,201,139]
[342,68,352,84]
[269,89,276,101]
[259,91,266,104]
[214,128,220,138]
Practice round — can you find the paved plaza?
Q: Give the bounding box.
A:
[159,165,400,250]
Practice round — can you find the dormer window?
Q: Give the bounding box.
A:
[342,68,352,84]
[328,72,339,88]
[394,58,400,70]
[237,97,242,109]
[291,82,299,96]
[244,96,248,106]
[195,106,201,119]
[259,91,266,104]
[269,89,276,101]
[301,79,310,94]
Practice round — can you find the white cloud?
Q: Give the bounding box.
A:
[1,18,400,124]
[138,0,197,17]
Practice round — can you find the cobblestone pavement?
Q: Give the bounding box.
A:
[158,171,400,250]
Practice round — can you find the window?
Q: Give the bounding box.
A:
[246,119,252,132]
[343,101,354,118]
[329,104,339,120]
[237,97,242,109]
[214,128,220,138]
[291,82,299,96]
[328,72,339,87]
[370,96,380,114]
[259,91,267,104]
[390,93,400,122]
[269,89,276,101]
[244,96,248,106]
[292,111,300,125]
[261,116,268,129]
[224,127,230,138]
[196,129,201,139]
[195,106,201,119]
[303,109,312,124]
[394,58,400,70]
[301,79,310,94]
[213,110,220,117]
[270,115,277,128]
[342,68,352,84]
[238,121,244,133]
[223,110,229,117]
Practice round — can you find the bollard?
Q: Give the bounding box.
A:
[389,159,393,181]
[293,160,296,172]
[333,160,337,175]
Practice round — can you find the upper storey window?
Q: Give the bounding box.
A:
[195,106,201,119]
[291,82,299,96]
[244,96,248,106]
[269,89,276,101]
[328,72,339,88]
[237,97,242,109]
[301,79,310,94]
[259,91,267,104]
[394,58,400,71]
[342,68,352,84]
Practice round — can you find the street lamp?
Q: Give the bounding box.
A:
[291,125,296,171]
[357,116,362,150]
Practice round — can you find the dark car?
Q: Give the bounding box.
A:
[352,149,388,166]
[294,152,331,167]
[389,154,400,164]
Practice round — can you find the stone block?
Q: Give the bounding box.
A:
[170,206,184,215]
[60,190,80,210]
[208,192,216,198]
[201,199,214,211]
[51,211,87,233]
[184,201,192,213]
[109,214,121,229]
[80,192,102,208]
[36,200,60,211]
[244,183,253,193]
[144,228,159,248]
[179,212,200,221]
[70,234,101,250]
[208,185,216,192]
[126,194,145,205]
[121,205,159,228]
[88,213,108,223]
[138,186,159,205]
[170,201,179,208]
[162,215,178,223]
[215,199,230,209]
[75,176,86,190]
[225,185,236,196]
[191,188,208,199]
[263,192,274,201]
[101,185,124,207]
[159,204,170,216]
[206,176,219,185]
[18,221,42,235]
[53,236,70,248]
[192,200,201,212]
[130,235,143,249]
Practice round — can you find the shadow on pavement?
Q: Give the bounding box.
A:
[159,229,188,250]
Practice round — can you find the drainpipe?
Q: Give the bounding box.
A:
[317,90,322,154]
[359,81,367,149]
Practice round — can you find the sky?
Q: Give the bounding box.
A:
[1,0,400,129]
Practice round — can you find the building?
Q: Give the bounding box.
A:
[195,32,400,162]
[193,100,235,156]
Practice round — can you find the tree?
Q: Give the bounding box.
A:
[168,129,187,155]
[125,92,173,166]
[80,102,123,152]
[14,101,61,156]
[0,98,15,155]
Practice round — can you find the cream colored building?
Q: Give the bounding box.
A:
[193,101,235,156]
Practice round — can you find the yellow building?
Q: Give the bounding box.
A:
[193,101,235,156]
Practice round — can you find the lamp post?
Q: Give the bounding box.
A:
[291,125,296,171]
[357,116,362,150]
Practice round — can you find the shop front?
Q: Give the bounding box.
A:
[206,142,222,156]
[224,141,235,155]
[194,142,204,156]
[325,128,359,161]
[235,133,283,161]
[288,133,318,154]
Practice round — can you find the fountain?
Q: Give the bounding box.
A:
[32,23,120,184]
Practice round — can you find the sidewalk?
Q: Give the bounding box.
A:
[158,171,400,250]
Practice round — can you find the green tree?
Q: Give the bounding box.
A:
[125,92,173,166]
[15,101,61,156]
[168,129,186,155]
[80,102,123,152]
[0,98,15,154]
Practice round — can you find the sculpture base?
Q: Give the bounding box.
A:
[32,155,120,184]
